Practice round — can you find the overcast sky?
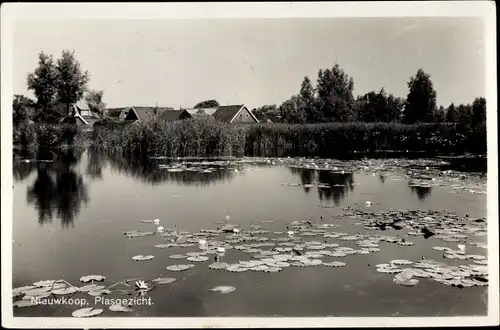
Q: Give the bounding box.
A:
[12,18,485,109]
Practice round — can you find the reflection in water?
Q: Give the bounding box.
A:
[26,149,89,228]
[379,175,386,184]
[105,153,237,187]
[409,184,433,201]
[86,147,106,180]
[289,167,355,204]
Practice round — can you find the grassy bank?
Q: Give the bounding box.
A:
[14,119,486,159]
[90,118,486,158]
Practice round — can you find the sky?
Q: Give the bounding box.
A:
[12,18,485,109]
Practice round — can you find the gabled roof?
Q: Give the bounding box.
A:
[159,109,191,122]
[107,107,130,120]
[186,108,218,117]
[129,106,174,123]
[213,104,259,123]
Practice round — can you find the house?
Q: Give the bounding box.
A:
[97,106,190,127]
[213,104,259,124]
[159,109,192,122]
[60,101,100,129]
[185,105,259,124]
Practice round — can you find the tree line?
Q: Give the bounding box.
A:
[252,65,486,128]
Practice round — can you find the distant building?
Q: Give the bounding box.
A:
[185,104,259,124]
[60,101,100,130]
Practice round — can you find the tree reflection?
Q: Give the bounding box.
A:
[26,148,88,228]
[409,184,433,201]
[288,167,355,204]
[86,147,105,180]
[105,153,236,187]
[379,174,386,184]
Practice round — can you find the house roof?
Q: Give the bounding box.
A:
[213,104,259,123]
[186,108,218,117]
[159,109,191,122]
[107,107,130,120]
[129,106,174,123]
[213,105,245,122]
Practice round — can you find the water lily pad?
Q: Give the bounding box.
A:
[32,280,58,287]
[209,286,236,294]
[80,275,105,283]
[393,270,420,287]
[132,255,155,261]
[433,246,452,251]
[187,256,209,262]
[152,278,176,284]
[14,300,38,308]
[264,267,282,273]
[72,307,104,318]
[23,287,53,296]
[166,264,195,272]
[13,285,37,295]
[208,262,229,270]
[153,244,173,249]
[226,265,249,272]
[466,254,486,260]
[169,254,188,259]
[109,304,133,312]
[251,265,270,272]
[52,287,79,295]
[186,252,205,257]
[323,261,347,267]
[79,284,105,292]
[88,289,111,296]
[390,259,413,266]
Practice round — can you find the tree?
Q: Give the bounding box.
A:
[298,77,320,123]
[445,103,458,122]
[355,89,403,122]
[433,105,446,123]
[403,69,437,124]
[315,65,356,122]
[85,89,106,118]
[27,52,58,111]
[55,50,89,116]
[13,95,36,126]
[252,104,280,123]
[279,95,307,124]
[471,97,486,126]
[194,100,220,108]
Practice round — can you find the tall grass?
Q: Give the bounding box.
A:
[90,118,486,159]
[13,123,89,153]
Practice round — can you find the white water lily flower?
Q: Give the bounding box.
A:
[135,280,149,290]
[217,247,226,253]
[393,270,420,287]
[153,219,160,225]
[457,244,466,252]
[287,231,295,237]
[225,215,231,220]
[365,201,372,207]
[157,226,165,233]
[233,228,240,234]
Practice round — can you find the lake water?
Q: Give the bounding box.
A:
[12,149,488,317]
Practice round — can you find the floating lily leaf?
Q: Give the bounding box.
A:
[166,264,195,272]
[466,254,486,260]
[13,285,37,295]
[251,265,270,272]
[209,286,236,294]
[152,278,176,285]
[274,261,291,268]
[109,304,134,312]
[154,244,173,249]
[376,267,402,274]
[71,307,104,318]
[33,280,58,287]
[433,246,452,251]
[473,260,488,265]
[323,261,347,267]
[23,287,53,296]
[22,292,51,300]
[132,255,155,261]
[141,220,154,224]
[52,287,79,295]
[88,289,111,296]
[226,265,249,273]
[80,275,105,283]
[264,267,282,273]
[125,231,155,238]
[209,262,230,270]
[79,284,105,292]
[397,241,415,246]
[14,300,38,308]
[330,252,348,257]
[187,256,209,262]
[393,270,420,287]
[390,259,413,266]
[169,254,188,259]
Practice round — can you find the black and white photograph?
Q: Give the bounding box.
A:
[1,2,498,328]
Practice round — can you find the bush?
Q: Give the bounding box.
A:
[13,123,82,152]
